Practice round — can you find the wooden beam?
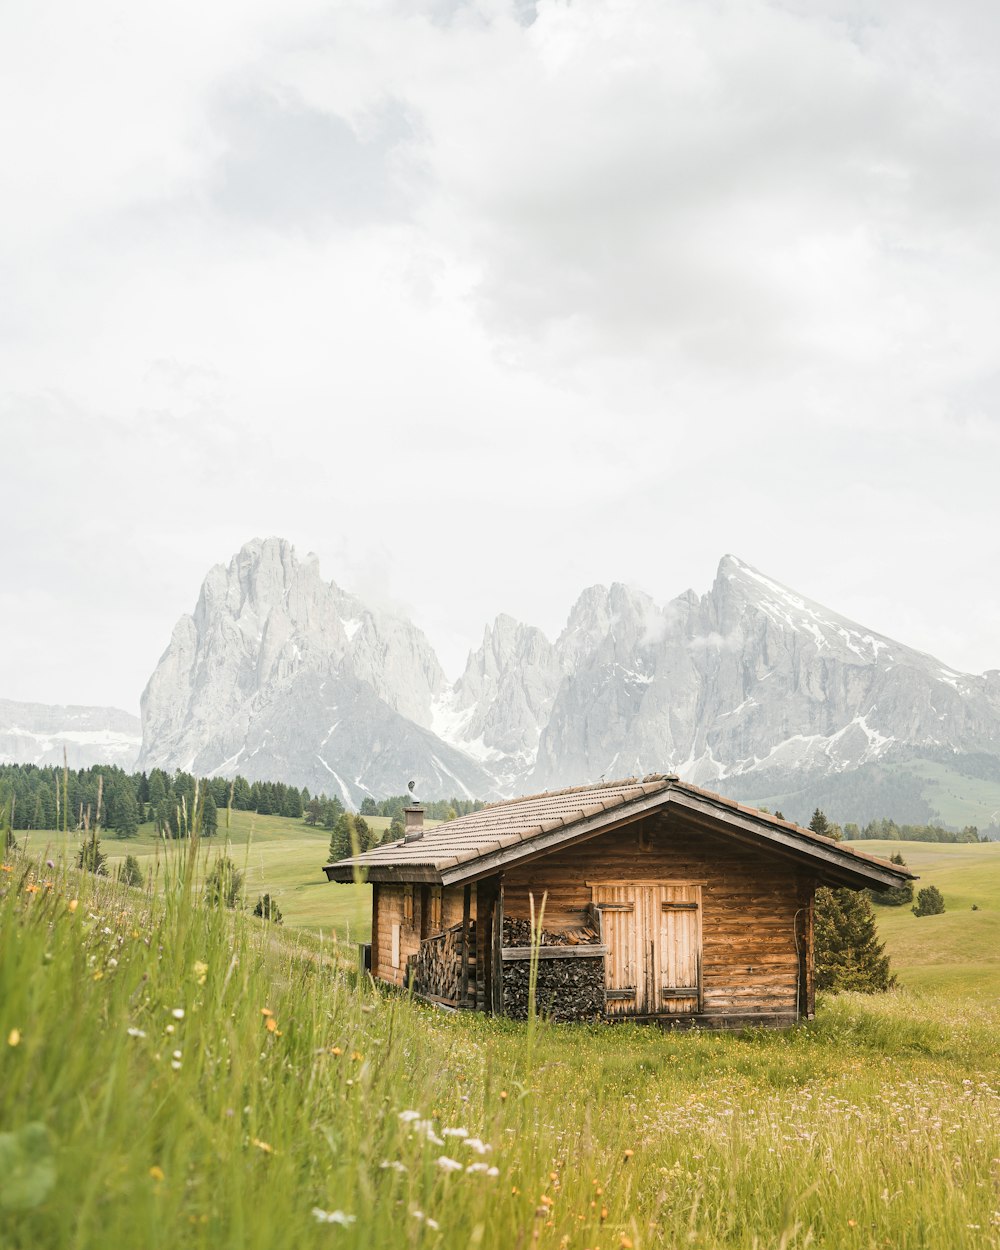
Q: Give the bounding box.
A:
[460,884,471,1006]
[501,945,608,961]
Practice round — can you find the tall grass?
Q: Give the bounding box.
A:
[2,844,999,1249]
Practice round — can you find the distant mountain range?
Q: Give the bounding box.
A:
[0,699,140,770]
[130,537,1000,828]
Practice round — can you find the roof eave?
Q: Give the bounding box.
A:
[324,862,443,885]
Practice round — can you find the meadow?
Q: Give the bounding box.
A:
[2,827,999,1247]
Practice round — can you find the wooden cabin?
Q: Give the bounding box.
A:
[323,775,913,1028]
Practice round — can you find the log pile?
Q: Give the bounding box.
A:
[502,916,600,947]
[409,922,476,1005]
[501,954,606,1022]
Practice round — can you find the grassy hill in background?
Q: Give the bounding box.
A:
[845,838,1000,998]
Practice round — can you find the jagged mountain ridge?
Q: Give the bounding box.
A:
[138,539,1000,815]
[0,699,140,770]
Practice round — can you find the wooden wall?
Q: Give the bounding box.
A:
[373,882,473,988]
[502,812,815,1020]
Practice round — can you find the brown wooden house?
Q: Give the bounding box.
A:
[323,775,913,1028]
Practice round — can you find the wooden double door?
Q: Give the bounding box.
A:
[593,882,702,1016]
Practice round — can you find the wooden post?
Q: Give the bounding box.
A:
[370,883,380,980]
[491,879,504,1015]
[460,884,472,1007]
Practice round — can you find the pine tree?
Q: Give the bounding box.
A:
[118,854,144,888]
[328,813,357,862]
[202,791,218,837]
[114,784,140,839]
[869,852,914,907]
[77,830,107,876]
[814,886,894,992]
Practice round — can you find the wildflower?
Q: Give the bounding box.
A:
[25,884,39,894]
[107,958,118,968]
[265,1018,278,1034]
[499,1090,508,1101]
[45,860,54,869]
[330,1046,343,1056]
[623,1149,634,1161]
[312,1209,355,1226]
[252,1139,273,1154]
[621,1238,634,1249]
[443,1127,469,1138]
[437,1157,463,1172]
[0,864,12,873]
[8,1028,21,1047]
[487,1167,499,1177]
[464,1138,491,1155]
[193,961,208,985]
[149,1166,164,1182]
[171,1061,182,1071]
[171,1008,185,1020]
[67,899,78,912]
[127,1027,147,1039]
[93,971,104,981]
[413,1211,441,1231]
[380,1160,408,1173]
[165,1025,175,1035]
[398,1110,421,1123]
[260,1008,274,1018]
[172,1050,182,1060]
[350,1051,363,1061]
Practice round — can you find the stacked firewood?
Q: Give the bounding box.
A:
[502,916,600,947]
[409,922,475,1004]
[502,957,606,1022]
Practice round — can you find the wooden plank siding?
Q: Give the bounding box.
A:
[501,811,815,1021]
[374,881,478,998]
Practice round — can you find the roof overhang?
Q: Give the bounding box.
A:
[323,783,914,892]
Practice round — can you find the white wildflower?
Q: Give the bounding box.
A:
[413,1211,440,1231]
[464,1138,491,1155]
[171,1061,182,1071]
[443,1127,468,1138]
[398,1110,421,1123]
[436,1156,463,1172]
[486,1167,499,1177]
[312,1209,356,1226]
[126,1027,146,1039]
[380,1161,408,1173]
[171,1008,185,1020]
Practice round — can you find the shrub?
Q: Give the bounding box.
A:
[205,857,244,909]
[118,855,144,889]
[912,886,946,917]
[252,893,283,924]
[77,833,107,876]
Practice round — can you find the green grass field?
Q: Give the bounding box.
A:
[3,840,1000,1250]
[24,811,374,940]
[845,838,1000,998]
[6,824,1000,1248]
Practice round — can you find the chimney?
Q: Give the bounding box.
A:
[403,805,424,842]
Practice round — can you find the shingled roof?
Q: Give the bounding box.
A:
[323,774,915,891]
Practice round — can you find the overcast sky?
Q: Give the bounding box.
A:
[4,0,1000,713]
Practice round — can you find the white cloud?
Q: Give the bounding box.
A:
[2,0,999,708]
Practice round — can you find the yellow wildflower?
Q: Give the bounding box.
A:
[149,1166,164,1182]
[7,1028,21,1047]
[252,1138,273,1154]
[68,899,78,912]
